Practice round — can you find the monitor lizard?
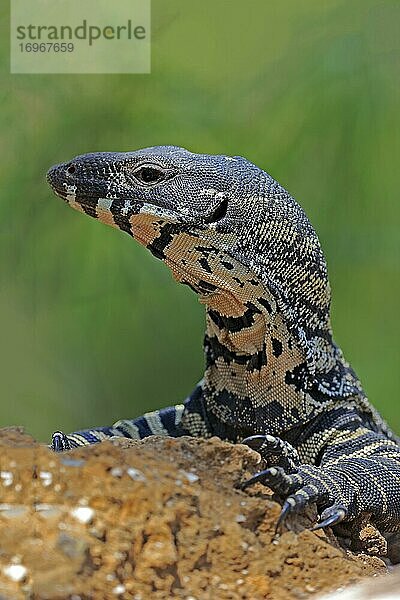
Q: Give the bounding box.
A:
[46,146,400,533]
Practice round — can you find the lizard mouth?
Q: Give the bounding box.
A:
[47,163,118,205]
[47,162,228,228]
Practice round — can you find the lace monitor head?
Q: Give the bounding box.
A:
[47,146,365,437]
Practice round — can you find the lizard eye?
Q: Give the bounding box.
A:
[133,165,165,185]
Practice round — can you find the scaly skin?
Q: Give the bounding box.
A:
[47,146,400,532]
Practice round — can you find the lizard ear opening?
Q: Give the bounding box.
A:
[204,197,228,224]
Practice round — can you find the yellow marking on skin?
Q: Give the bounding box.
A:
[129,213,162,246]
[160,231,248,316]
[97,207,117,228]
[113,419,140,439]
[229,318,266,354]
[150,223,310,422]
[123,214,308,420]
[69,200,87,214]
[125,220,251,318]
[69,433,91,446]
[197,290,246,318]
[123,221,269,324]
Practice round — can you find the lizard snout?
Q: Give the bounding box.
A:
[46,162,71,200]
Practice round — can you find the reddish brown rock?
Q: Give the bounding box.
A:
[0,428,386,599]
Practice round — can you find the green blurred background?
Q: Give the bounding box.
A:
[0,1,399,442]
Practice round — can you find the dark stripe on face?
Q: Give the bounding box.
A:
[198,257,212,273]
[232,276,245,288]
[194,246,216,255]
[221,261,234,270]
[114,215,132,235]
[110,199,142,235]
[80,201,98,219]
[147,223,178,260]
[205,334,250,365]
[206,335,267,372]
[198,280,217,293]
[208,302,262,333]
[258,297,273,314]
[271,338,283,357]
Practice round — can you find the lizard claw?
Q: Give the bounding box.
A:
[239,463,340,532]
[275,499,293,533]
[51,431,71,452]
[238,466,293,495]
[237,471,265,490]
[311,505,347,531]
[242,434,268,451]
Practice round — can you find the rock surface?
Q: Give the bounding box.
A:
[0,428,387,599]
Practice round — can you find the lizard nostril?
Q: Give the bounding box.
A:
[66,163,76,175]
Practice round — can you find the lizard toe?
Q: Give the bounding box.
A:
[242,434,270,452]
[51,431,71,452]
[242,434,300,471]
[238,466,302,496]
[312,504,347,530]
[276,484,327,531]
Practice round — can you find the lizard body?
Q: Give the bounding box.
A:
[47,146,400,532]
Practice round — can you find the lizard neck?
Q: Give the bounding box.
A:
[200,272,364,438]
[202,298,311,437]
